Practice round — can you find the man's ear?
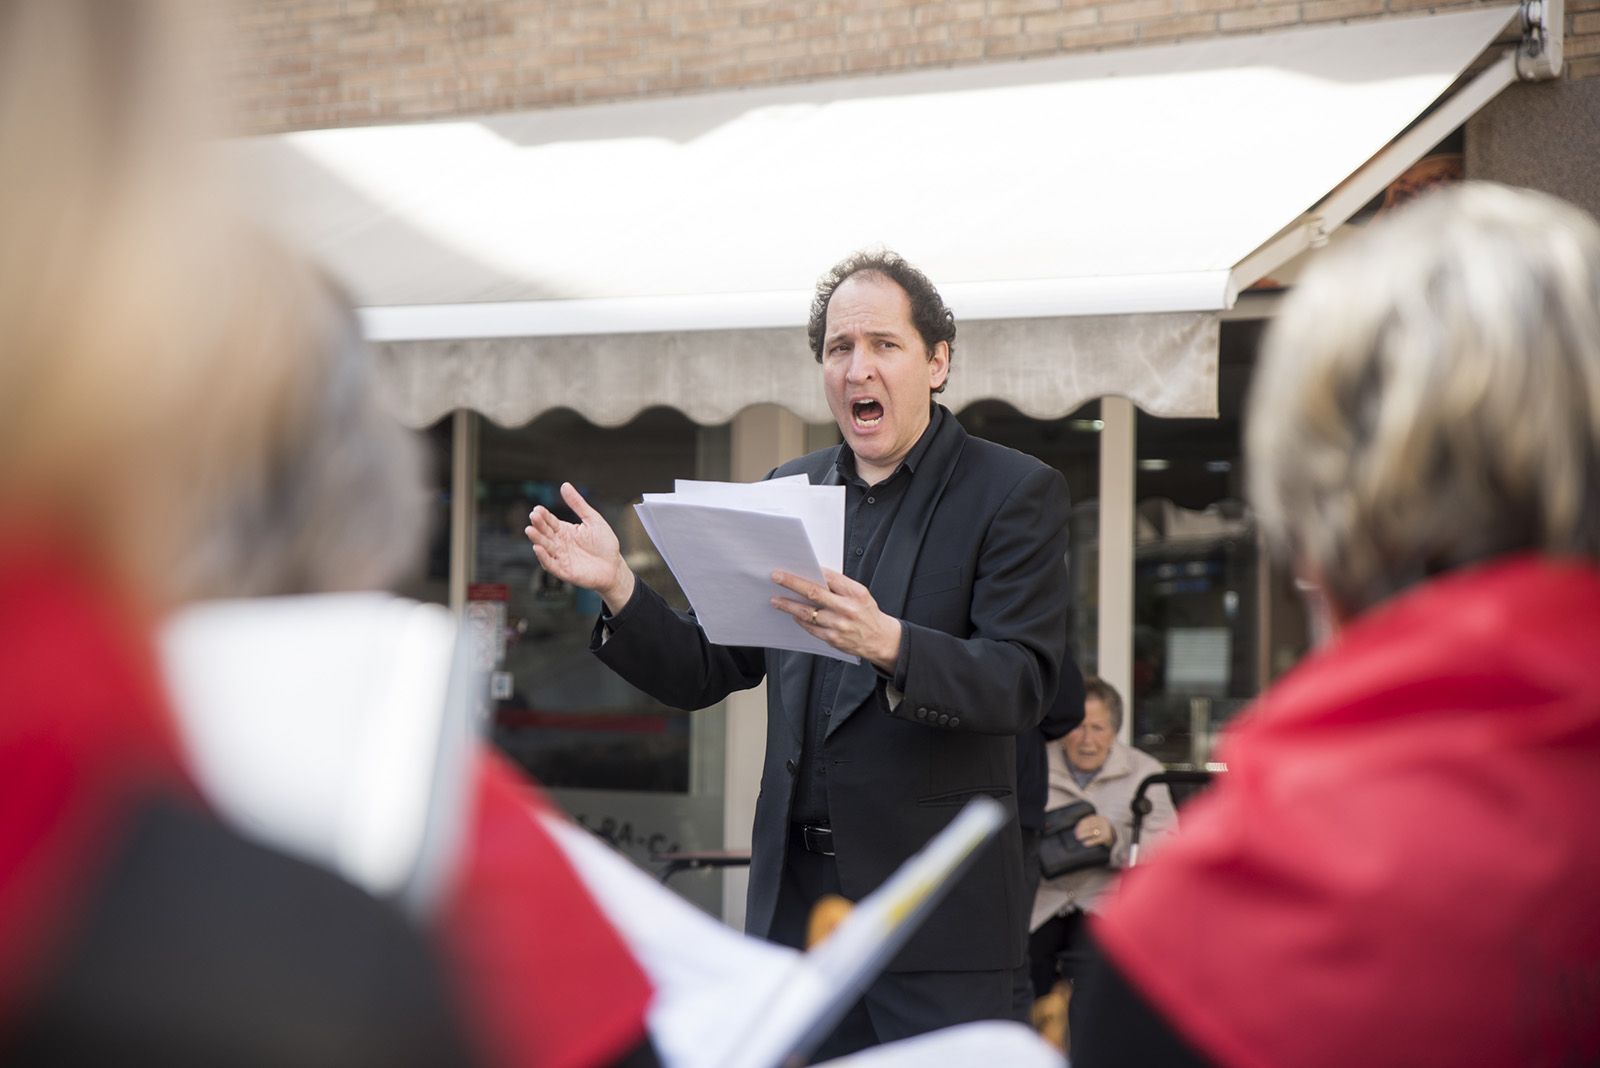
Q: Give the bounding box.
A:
[927,340,950,392]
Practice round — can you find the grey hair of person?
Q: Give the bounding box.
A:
[173,259,430,601]
[1082,675,1124,734]
[1247,182,1600,619]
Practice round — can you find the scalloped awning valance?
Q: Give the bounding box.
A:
[371,312,1216,429]
[232,5,1518,429]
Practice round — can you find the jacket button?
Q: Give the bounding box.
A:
[937,713,950,726]
[785,758,797,775]
[948,716,960,728]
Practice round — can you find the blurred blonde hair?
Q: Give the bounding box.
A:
[170,260,429,601]
[0,1,423,605]
[1248,183,1600,617]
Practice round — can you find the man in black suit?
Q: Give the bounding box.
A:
[527,251,1070,1055]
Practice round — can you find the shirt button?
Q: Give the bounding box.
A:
[949,716,961,728]
[785,759,797,774]
[937,713,950,726]
[854,547,864,557]
[867,496,876,504]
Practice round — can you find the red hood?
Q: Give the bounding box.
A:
[0,536,194,1020]
[1096,555,1600,1068]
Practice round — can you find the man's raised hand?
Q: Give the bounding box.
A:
[525,482,635,614]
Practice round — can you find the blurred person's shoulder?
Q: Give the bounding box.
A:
[5,795,476,1067]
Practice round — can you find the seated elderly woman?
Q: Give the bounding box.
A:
[1074,183,1600,1068]
[1027,677,1174,982]
[1027,676,1174,1051]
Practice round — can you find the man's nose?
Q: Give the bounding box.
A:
[844,348,876,382]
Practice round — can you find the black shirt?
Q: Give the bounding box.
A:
[789,406,943,825]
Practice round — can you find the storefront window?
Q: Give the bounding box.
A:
[472,408,732,913]
[957,400,1101,673]
[1133,321,1311,765]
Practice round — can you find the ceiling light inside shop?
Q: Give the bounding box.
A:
[1068,419,1105,432]
[1138,459,1171,471]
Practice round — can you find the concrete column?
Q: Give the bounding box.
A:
[1098,397,1136,745]
[721,404,806,927]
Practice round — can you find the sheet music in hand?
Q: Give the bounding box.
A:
[634,477,854,662]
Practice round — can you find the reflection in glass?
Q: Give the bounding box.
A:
[472,408,730,795]
[1134,321,1311,765]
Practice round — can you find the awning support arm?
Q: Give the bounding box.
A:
[1229,47,1520,301]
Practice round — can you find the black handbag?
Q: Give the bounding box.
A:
[1038,799,1112,878]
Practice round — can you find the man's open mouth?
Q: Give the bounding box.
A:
[851,399,884,427]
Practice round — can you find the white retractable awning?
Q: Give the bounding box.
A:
[231,6,1520,428]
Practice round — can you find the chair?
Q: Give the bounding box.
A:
[650,849,752,886]
[1128,769,1217,866]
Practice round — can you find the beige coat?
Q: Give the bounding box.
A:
[1029,739,1177,930]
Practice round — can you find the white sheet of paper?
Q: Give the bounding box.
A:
[633,500,855,662]
[716,797,1009,1068]
[649,477,845,575]
[673,474,809,490]
[635,498,666,567]
[543,797,1033,1068]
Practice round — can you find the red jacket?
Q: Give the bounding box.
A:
[0,538,653,1067]
[444,752,655,1068]
[0,536,192,1025]
[1096,555,1600,1068]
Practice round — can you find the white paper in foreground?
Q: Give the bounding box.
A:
[818,1022,1063,1068]
[544,796,1017,1068]
[724,797,1009,1068]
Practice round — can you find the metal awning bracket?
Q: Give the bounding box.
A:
[1518,0,1564,80]
[1307,216,1330,249]
[1228,42,1521,303]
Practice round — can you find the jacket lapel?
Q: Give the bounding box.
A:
[775,450,846,751]
[774,649,809,750]
[825,408,968,739]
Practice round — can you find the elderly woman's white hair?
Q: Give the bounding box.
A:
[1247,182,1600,618]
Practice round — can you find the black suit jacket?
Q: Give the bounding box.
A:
[594,406,1070,972]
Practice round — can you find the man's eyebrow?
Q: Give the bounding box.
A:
[825,328,907,344]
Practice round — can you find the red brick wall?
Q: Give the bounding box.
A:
[226,0,1599,135]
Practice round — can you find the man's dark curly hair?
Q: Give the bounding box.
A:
[806,250,956,393]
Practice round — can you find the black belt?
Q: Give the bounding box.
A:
[791,823,836,857]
